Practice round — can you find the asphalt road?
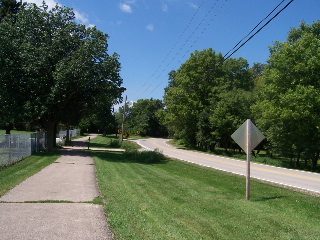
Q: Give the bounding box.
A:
[134,138,320,195]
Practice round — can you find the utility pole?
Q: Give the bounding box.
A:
[120,95,127,142]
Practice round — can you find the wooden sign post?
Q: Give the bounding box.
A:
[231,119,265,200]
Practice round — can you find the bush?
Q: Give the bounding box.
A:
[123,148,167,164]
[109,139,121,148]
[120,140,140,151]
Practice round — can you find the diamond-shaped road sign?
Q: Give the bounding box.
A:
[231,119,265,200]
[231,119,265,154]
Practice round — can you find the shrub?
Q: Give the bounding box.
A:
[108,139,121,148]
[123,148,167,164]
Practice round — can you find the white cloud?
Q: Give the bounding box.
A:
[146,24,154,31]
[74,10,89,24]
[87,24,96,28]
[162,3,168,12]
[110,20,122,26]
[125,0,136,4]
[119,3,132,13]
[188,2,198,9]
[23,0,92,26]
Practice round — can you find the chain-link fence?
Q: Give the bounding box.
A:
[58,129,80,139]
[0,132,46,167]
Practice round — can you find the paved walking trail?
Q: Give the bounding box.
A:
[0,134,114,240]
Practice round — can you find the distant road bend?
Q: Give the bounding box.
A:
[133,138,320,195]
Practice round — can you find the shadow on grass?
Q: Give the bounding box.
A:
[253,196,287,202]
[90,149,169,165]
[88,142,120,149]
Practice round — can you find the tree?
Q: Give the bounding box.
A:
[162,49,224,147]
[0,3,124,151]
[126,99,167,137]
[253,21,320,170]
[161,48,253,149]
[209,89,255,150]
[0,0,26,133]
[251,62,266,79]
[0,0,24,22]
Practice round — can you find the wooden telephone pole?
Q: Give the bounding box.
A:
[120,95,127,142]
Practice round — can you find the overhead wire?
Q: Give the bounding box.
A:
[132,0,296,101]
[223,0,295,61]
[165,0,296,100]
[223,0,287,59]
[149,0,228,96]
[136,0,223,98]
[134,0,206,95]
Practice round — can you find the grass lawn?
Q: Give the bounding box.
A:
[88,135,141,150]
[92,149,320,240]
[0,130,36,134]
[0,151,60,197]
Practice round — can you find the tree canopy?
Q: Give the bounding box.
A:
[253,21,320,170]
[0,0,24,22]
[0,2,125,151]
[120,98,167,137]
[161,48,254,150]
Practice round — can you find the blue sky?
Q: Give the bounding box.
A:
[25,0,320,107]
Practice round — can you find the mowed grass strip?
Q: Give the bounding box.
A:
[0,151,60,197]
[92,150,320,240]
[88,135,141,150]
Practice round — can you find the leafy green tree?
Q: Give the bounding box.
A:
[162,48,253,149]
[196,106,215,151]
[126,99,167,137]
[253,21,320,170]
[251,62,266,79]
[0,3,124,151]
[162,49,224,147]
[210,89,255,150]
[0,0,24,22]
[0,0,26,133]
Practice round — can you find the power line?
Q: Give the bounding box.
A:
[224,0,295,61]
[149,0,228,97]
[135,0,206,92]
[223,0,287,59]
[167,0,296,100]
[136,0,224,99]
[135,0,296,101]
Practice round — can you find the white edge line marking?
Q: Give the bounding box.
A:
[163,140,320,176]
[135,139,320,195]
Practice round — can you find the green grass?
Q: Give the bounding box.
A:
[92,150,320,240]
[0,130,36,134]
[0,151,60,197]
[128,134,150,139]
[88,135,141,150]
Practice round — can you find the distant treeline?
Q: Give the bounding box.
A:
[155,21,320,171]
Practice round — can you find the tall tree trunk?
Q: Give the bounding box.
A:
[54,121,58,148]
[296,151,301,167]
[66,127,70,144]
[46,119,57,152]
[5,125,12,134]
[311,151,319,171]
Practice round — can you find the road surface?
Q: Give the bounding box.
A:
[133,138,320,195]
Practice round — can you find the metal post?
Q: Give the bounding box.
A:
[120,95,127,142]
[246,119,251,200]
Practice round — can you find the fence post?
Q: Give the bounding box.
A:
[8,134,11,164]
